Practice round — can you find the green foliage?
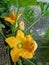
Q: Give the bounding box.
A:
[0,24,5,32]
[46,11,49,16]
[26,59,37,65]
[19,1,49,16]
[42,3,49,16]
[0,0,18,16]
[0,0,49,17]
[0,0,49,65]
[22,59,37,65]
[0,24,5,28]
[44,3,49,16]
[38,2,45,11]
[0,0,10,16]
[45,26,49,39]
[19,0,38,7]
[10,0,18,6]
[23,6,34,22]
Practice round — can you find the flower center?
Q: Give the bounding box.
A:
[17,42,23,49]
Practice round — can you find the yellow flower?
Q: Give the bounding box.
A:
[5,30,37,62]
[19,21,25,30]
[4,11,22,25]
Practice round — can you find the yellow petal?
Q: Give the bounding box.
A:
[26,35,38,51]
[10,11,16,20]
[19,49,34,59]
[16,30,24,38]
[25,35,38,52]
[4,17,15,25]
[5,37,17,48]
[10,48,19,62]
[24,35,34,51]
[25,35,33,41]
[33,40,38,52]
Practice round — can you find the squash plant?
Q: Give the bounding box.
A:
[0,0,49,65]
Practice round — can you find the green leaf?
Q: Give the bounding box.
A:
[42,3,49,16]
[45,26,49,39]
[38,2,45,11]
[0,24,5,38]
[0,0,10,16]
[0,24,5,32]
[46,11,49,16]
[0,24,5,29]
[23,6,34,22]
[25,59,37,65]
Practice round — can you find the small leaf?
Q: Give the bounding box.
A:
[0,24,5,32]
[0,24,5,29]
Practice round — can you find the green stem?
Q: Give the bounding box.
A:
[12,0,19,36]
[26,59,36,65]
[6,47,11,65]
[18,59,22,65]
[39,46,49,48]
[16,0,19,18]
[34,38,49,40]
